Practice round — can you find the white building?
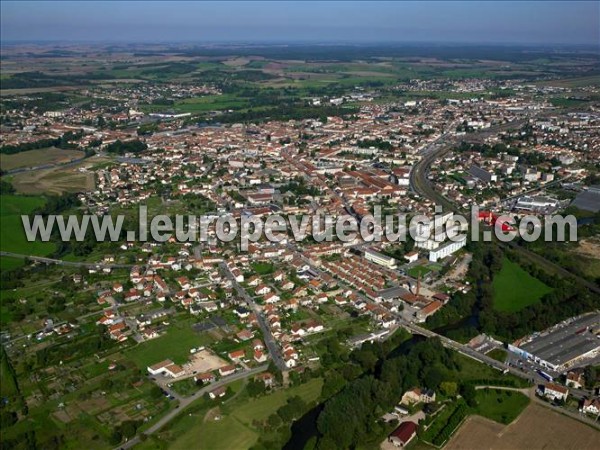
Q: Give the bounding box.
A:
[428,235,467,262]
[515,195,559,210]
[365,249,397,269]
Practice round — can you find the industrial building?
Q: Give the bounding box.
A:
[514,195,559,211]
[509,313,600,372]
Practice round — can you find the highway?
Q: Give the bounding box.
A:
[117,364,268,450]
[220,262,288,372]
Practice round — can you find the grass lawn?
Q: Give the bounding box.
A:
[171,415,256,450]
[233,378,323,424]
[492,258,552,312]
[251,262,274,275]
[168,378,323,450]
[0,194,56,256]
[126,322,215,368]
[451,354,530,387]
[487,348,507,363]
[472,388,530,424]
[407,265,432,278]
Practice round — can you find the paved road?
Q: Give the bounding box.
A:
[220,262,288,372]
[408,121,600,296]
[117,365,268,450]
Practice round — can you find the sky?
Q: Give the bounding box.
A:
[1,1,598,46]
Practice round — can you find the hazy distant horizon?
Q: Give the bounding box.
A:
[1,1,598,46]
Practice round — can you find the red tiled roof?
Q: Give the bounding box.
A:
[390,421,417,444]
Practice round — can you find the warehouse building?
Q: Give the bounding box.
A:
[509,313,600,372]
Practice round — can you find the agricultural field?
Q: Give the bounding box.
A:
[0,194,56,256]
[0,147,84,171]
[445,403,600,450]
[492,258,552,312]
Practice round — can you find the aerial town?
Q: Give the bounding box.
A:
[1,2,599,450]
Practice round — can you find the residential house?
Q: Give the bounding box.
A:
[388,421,417,447]
[540,383,569,401]
[228,350,245,361]
[209,386,227,399]
[566,370,584,389]
[580,398,600,415]
[219,364,236,377]
[195,372,216,384]
[402,388,436,405]
[254,350,267,363]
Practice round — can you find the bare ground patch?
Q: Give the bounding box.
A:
[10,157,104,194]
[183,349,229,374]
[572,238,600,259]
[445,404,599,450]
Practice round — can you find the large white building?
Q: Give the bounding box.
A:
[428,235,467,262]
[515,195,559,210]
[365,248,397,269]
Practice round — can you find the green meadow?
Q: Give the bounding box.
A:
[492,257,552,312]
[0,195,56,257]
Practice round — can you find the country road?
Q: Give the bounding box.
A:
[117,365,268,450]
[0,251,134,269]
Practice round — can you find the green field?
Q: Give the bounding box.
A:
[172,414,256,450]
[126,321,215,368]
[0,256,24,271]
[472,388,530,424]
[0,355,18,398]
[0,194,56,256]
[492,258,552,312]
[451,353,530,387]
[251,262,274,275]
[408,265,432,278]
[234,378,323,424]
[169,378,323,450]
[487,348,507,363]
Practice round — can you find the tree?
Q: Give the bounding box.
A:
[150,385,164,399]
[267,413,282,429]
[584,366,597,390]
[108,431,122,446]
[439,381,458,398]
[460,383,477,407]
[247,379,266,397]
[119,420,138,439]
